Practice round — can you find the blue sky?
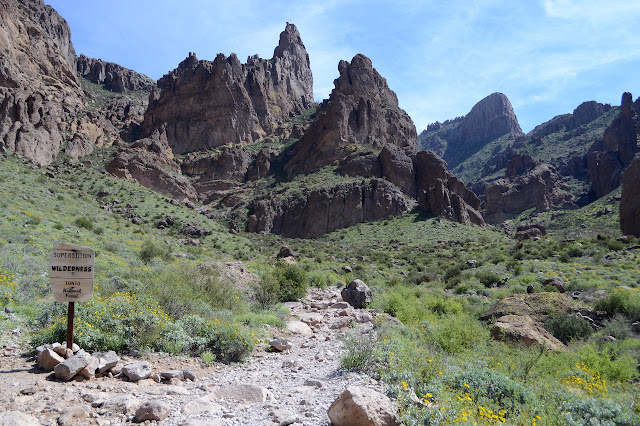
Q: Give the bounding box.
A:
[47,0,640,133]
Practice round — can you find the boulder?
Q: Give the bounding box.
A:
[341,279,373,309]
[57,405,91,426]
[0,410,42,426]
[37,348,64,371]
[122,362,152,381]
[54,354,91,381]
[286,320,313,336]
[269,337,292,352]
[94,350,119,373]
[328,386,401,426]
[285,53,417,174]
[134,400,171,422]
[515,224,546,241]
[209,384,275,403]
[480,292,572,322]
[491,315,567,351]
[621,154,640,237]
[102,394,140,415]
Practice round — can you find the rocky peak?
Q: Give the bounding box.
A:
[419,92,522,169]
[77,55,155,92]
[571,101,612,128]
[285,53,417,174]
[141,23,313,154]
[461,92,522,144]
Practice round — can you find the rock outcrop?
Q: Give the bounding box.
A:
[0,0,83,165]
[484,154,575,224]
[621,154,640,237]
[587,92,640,199]
[141,23,313,154]
[413,150,484,225]
[418,93,523,168]
[285,54,417,174]
[247,179,412,238]
[76,54,155,92]
[106,127,197,201]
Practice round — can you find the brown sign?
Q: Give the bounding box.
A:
[50,243,94,302]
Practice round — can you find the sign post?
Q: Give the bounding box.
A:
[49,243,94,350]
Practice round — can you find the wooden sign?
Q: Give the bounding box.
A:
[50,243,94,302]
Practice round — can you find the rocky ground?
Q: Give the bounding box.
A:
[0,287,388,425]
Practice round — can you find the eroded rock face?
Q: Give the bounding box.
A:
[419,92,523,168]
[285,54,417,174]
[106,127,197,201]
[413,151,484,225]
[77,55,155,93]
[247,179,412,238]
[0,0,83,165]
[587,92,640,199]
[484,156,575,224]
[621,154,640,237]
[141,23,313,154]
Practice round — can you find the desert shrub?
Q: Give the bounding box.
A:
[578,344,639,382]
[599,314,635,340]
[423,313,489,354]
[544,313,593,344]
[341,333,379,374]
[559,397,640,426]
[476,270,502,287]
[171,314,254,362]
[449,366,532,410]
[32,292,170,352]
[257,264,309,304]
[74,216,93,231]
[595,290,640,321]
[375,286,463,325]
[139,240,172,263]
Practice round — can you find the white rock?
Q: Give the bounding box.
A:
[286,320,313,335]
[328,386,401,426]
[209,384,275,403]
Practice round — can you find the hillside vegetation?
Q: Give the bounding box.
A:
[1,148,639,424]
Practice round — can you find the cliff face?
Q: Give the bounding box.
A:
[484,154,575,224]
[285,54,417,175]
[76,55,155,93]
[247,179,412,238]
[141,23,314,154]
[419,93,523,169]
[0,0,82,165]
[587,92,640,200]
[620,154,640,237]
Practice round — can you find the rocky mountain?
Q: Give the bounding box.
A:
[0,0,82,165]
[483,154,575,224]
[141,23,313,155]
[285,54,417,175]
[76,54,155,93]
[587,92,640,201]
[418,92,523,169]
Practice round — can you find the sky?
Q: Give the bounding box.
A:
[46,0,640,133]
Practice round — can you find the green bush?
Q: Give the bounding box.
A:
[544,313,593,344]
[139,240,173,263]
[449,367,532,410]
[74,216,94,231]
[476,270,502,287]
[257,264,309,304]
[595,290,640,321]
[560,397,640,426]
